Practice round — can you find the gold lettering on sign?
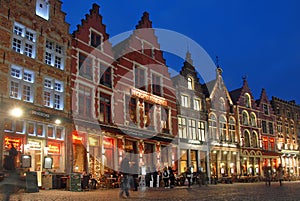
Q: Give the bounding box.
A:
[131,88,167,106]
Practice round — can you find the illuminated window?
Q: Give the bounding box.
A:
[188,119,196,139]
[144,102,154,128]
[198,121,205,141]
[178,117,187,138]
[181,95,189,107]
[219,115,227,141]
[45,40,65,70]
[187,77,193,90]
[228,117,236,142]
[251,132,258,148]
[209,114,217,140]
[242,111,249,125]
[194,98,201,111]
[161,107,169,133]
[12,22,36,58]
[36,0,50,20]
[10,65,34,102]
[244,93,251,108]
[43,77,64,110]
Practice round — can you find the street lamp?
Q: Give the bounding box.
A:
[9,107,23,118]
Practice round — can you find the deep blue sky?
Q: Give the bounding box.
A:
[61,0,300,104]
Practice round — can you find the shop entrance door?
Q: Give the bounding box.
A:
[27,139,43,186]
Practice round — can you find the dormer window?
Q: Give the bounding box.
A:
[36,0,50,20]
[90,31,102,50]
[244,93,251,108]
[187,77,193,90]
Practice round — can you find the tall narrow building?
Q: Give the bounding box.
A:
[172,51,209,175]
[113,12,178,173]
[0,0,72,185]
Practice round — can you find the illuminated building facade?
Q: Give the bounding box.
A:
[113,12,178,173]
[271,97,300,177]
[171,52,209,175]
[202,67,240,179]
[0,0,72,185]
[230,79,262,176]
[70,4,115,177]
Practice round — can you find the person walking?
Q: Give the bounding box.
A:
[119,154,130,199]
[168,166,175,188]
[277,164,284,186]
[264,166,272,186]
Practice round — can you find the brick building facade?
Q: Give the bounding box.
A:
[0,0,72,185]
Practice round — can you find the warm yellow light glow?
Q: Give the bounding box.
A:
[55,119,61,125]
[10,107,23,118]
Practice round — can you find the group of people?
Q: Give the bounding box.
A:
[264,164,285,186]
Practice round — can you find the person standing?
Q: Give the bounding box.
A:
[168,166,175,188]
[162,167,170,188]
[4,143,18,171]
[185,167,192,188]
[277,164,284,186]
[152,167,158,187]
[119,154,130,198]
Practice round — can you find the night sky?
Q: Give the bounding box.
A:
[61,0,300,104]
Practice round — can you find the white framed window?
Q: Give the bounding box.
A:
[188,119,196,139]
[181,95,189,108]
[187,77,193,90]
[198,121,205,141]
[45,40,65,70]
[10,65,34,102]
[56,127,65,140]
[178,117,187,139]
[43,77,64,110]
[36,0,50,20]
[194,98,201,111]
[12,22,36,58]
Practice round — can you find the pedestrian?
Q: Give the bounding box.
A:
[162,167,170,188]
[185,167,192,188]
[131,160,139,191]
[277,164,284,186]
[119,154,130,199]
[152,167,158,187]
[264,166,272,186]
[168,166,175,188]
[4,143,18,171]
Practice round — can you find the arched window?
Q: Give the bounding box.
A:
[187,76,193,90]
[219,115,227,141]
[244,93,251,108]
[242,111,249,125]
[219,98,225,111]
[228,117,236,143]
[250,113,257,127]
[209,114,217,140]
[251,132,258,148]
[244,130,250,147]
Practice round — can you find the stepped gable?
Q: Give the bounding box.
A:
[135,12,153,29]
[72,3,110,43]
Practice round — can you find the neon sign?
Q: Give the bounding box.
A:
[131,88,167,106]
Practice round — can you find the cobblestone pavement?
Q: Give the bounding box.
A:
[3,181,300,201]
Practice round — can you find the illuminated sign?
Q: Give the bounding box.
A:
[28,140,41,149]
[48,144,60,154]
[31,110,50,118]
[72,130,84,143]
[131,88,167,106]
[4,137,21,149]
